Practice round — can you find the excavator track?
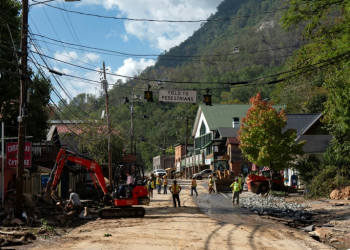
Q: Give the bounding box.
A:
[99,207,145,219]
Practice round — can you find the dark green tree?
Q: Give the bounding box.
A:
[0,0,52,142]
[281,0,350,162]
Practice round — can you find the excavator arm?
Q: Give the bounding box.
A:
[45,148,111,203]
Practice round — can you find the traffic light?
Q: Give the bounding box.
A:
[144,85,153,102]
[203,89,212,106]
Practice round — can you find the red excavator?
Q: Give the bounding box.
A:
[45,148,149,218]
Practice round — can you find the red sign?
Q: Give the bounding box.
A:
[6,142,32,168]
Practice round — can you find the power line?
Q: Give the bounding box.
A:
[30,32,305,58]
[39,2,287,23]
[29,52,115,137]
[29,48,350,85]
[58,0,98,67]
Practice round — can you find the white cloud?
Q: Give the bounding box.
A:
[53,50,100,66]
[83,52,101,63]
[121,34,129,42]
[76,0,222,51]
[111,57,156,83]
[105,29,118,39]
[54,51,79,63]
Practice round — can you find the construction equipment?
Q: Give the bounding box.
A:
[212,159,235,192]
[45,148,149,218]
[246,170,287,194]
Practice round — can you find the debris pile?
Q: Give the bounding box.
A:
[240,194,312,220]
[330,186,350,200]
[0,230,36,247]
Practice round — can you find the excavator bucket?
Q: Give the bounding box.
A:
[43,190,60,205]
[215,178,235,192]
[213,170,235,192]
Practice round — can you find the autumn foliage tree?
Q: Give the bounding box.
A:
[239,93,305,190]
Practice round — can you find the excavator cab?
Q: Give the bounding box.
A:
[113,164,146,198]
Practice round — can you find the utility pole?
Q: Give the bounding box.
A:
[103,62,112,187]
[185,116,188,178]
[16,0,29,216]
[130,97,134,155]
[2,122,4,205]
[163,137,166,170]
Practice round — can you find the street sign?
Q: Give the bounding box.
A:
[159,89,197,103]
[6,142,32,168]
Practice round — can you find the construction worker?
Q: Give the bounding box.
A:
[169,180,182,207]
[191,177,198,196]
[156,176,162,194]
[230,177,241,205]
[239,174,244,193]
[147,177,155,198]
[67,189,81,220]
[163,176,168,194]
[208,175,215,194]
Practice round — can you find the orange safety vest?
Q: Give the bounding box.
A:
[171,184,180,194]
[163,179,168,185]
[191,179,197,187]
[156,177,161,185]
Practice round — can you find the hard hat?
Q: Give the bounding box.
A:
[208,175,211,177]
[235,177,238,181]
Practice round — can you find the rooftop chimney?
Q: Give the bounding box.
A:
[232,117,239,128]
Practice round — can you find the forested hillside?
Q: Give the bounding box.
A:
[57,0,306,169]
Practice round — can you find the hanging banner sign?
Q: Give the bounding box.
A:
[159,89,197,103]
[6,142,32,168]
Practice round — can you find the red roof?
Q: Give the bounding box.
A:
[56,124,83,134]
[227,137,240,145]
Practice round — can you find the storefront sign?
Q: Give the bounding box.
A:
[159,89,197,103]
[6,142,32,168]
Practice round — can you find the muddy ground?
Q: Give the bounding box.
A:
[1,180,348,250]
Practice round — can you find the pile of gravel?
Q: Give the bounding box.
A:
[240,194,312,220]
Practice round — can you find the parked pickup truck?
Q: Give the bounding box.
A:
[192,169,213,180]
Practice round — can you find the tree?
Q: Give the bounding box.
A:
[73,122,124,166]
[281,0,350,162]
[238,93,305,189]
[0,0,52,142]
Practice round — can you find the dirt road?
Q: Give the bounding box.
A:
[23,180,333,250]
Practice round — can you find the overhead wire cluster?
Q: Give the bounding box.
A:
[1,0,346,145]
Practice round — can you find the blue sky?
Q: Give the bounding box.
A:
[28,0,222,103]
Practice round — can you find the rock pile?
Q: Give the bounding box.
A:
[330,186,350,200]
[240,194,312,220]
